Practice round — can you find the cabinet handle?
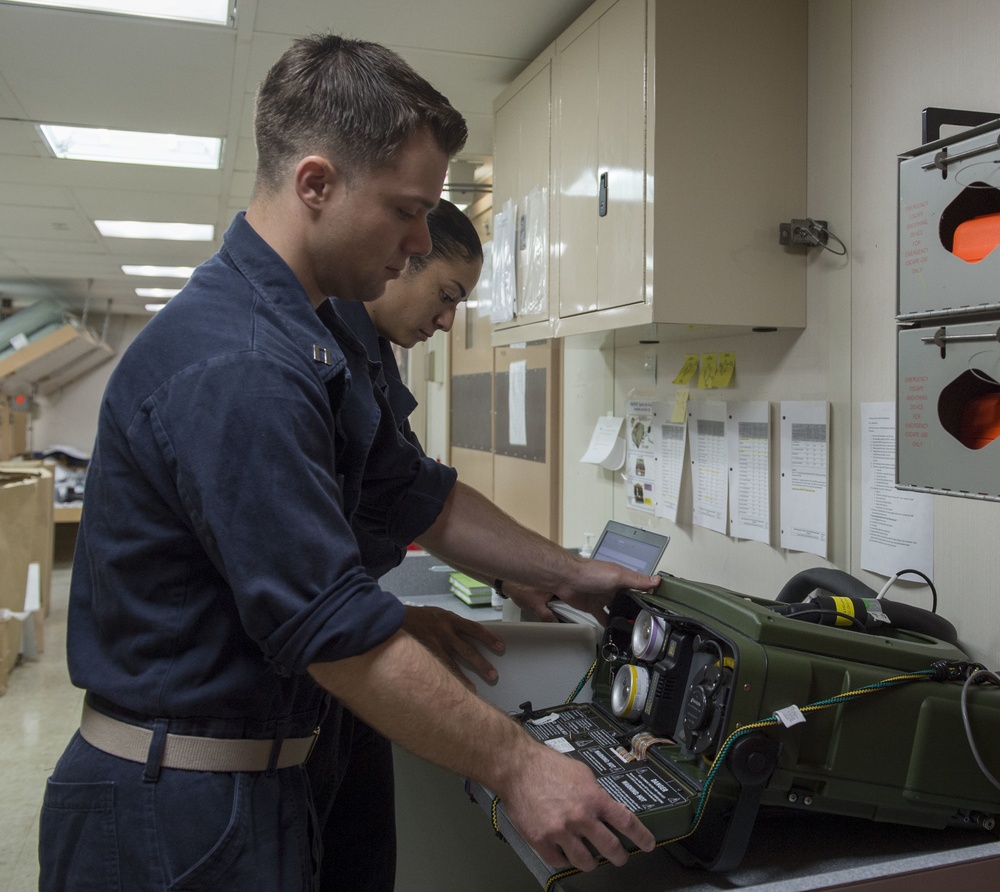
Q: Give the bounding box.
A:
[599,171,608,217]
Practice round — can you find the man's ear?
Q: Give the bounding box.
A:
[294,155,344,210]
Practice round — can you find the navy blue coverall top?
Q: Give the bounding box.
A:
[67,212,457,731]
[333,298,426,580]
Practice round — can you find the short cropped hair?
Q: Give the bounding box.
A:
[408,199,483,273]
[253,34,468,195]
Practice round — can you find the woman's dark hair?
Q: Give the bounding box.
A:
[254,34,467,194]
[408,199,483,273]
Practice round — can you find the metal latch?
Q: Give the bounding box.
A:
[921,325,1000,358]
[920,134,1000,177]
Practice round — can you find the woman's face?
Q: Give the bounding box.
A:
[367,253,483,348]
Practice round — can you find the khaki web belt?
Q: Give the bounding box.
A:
[80,701,320,772]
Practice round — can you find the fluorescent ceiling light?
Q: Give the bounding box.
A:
[6,0,231,25]
[122,265,195,278]
[40,125,222,169]
[145,303,168,313]
[135,287,180,299]
[96,220,214,241]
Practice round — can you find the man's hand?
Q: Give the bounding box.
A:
[554,557,659,606]
[504,562,659,626]
[401,605,504,690]
[499,580,564,622]
[498,741,656,870]
[311,629,654,874]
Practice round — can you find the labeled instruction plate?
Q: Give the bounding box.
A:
[522,706,691,815]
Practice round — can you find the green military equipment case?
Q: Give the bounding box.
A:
[470,571,1000,887]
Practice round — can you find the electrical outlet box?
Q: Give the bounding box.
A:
[779,219,829,246]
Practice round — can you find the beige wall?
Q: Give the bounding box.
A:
[562,0,1000,663]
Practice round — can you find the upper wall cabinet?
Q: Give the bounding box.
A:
[491,0,808,345]
[557,0,646,322]
[491,47,556,341]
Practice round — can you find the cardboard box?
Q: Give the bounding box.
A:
[0,610,23,695]
[0,395,28,461]
[0,462,54,618]
[0,469,53,687]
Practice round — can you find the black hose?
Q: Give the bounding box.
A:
[774,568,958,646]
[776,568,878,603]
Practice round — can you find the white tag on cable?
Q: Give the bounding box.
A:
[862,597,890,625]
[773,705,806,727]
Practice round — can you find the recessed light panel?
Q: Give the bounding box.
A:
[96,220,214,241]
[135,288,181,299]
[122,265,195,278]
[40,125,222,169]
[6,0,231,25]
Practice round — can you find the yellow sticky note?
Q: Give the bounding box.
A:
[673,354,699,385]
[715,352,736,388]
[698,353,718,389]
[671,389,689,423]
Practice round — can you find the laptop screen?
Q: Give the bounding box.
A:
[590,520,669,574]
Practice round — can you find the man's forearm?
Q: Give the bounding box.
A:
[416,481,579,591]
[308,628,657,869]
[416,480,660,621]
[309,629,530,789]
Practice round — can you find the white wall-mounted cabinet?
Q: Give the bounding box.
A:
[491,47,555,342]
[492,0,809,345]
[557,0,646,322]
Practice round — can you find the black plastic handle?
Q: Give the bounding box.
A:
[922,107,999,145]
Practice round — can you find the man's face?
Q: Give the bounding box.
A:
[316,128,449,303]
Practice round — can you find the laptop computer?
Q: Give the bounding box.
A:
[589,519,670,574]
